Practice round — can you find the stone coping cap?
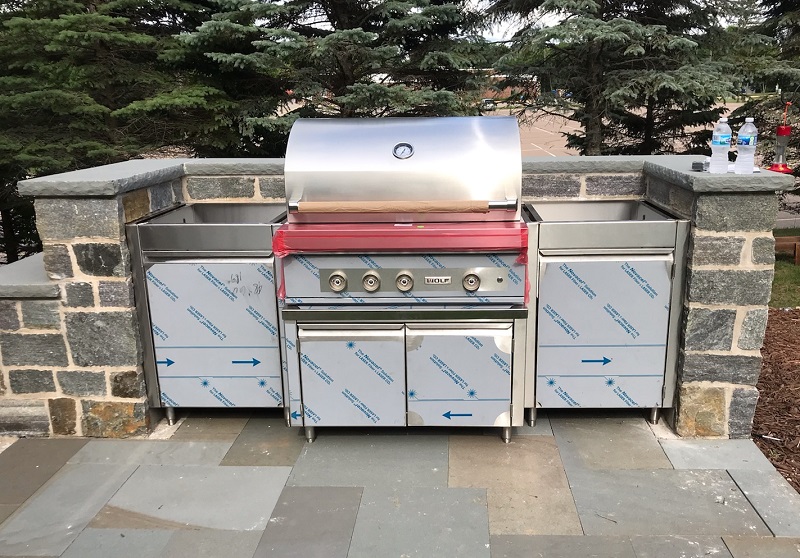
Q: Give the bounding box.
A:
[19,155,793,197]
[19,159,189,197]
[644,158,796,193]
[0,253,59,299]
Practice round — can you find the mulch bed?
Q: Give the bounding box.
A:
[754,308,800,493]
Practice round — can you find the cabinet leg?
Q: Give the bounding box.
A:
[165,407,176,426]
[526,407,537,427]
[501,426,512,444]
[649,407,660,425]
[305,426,316,443]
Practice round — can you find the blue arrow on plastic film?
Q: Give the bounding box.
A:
[232,358,261,367]
[582,356,612,366]
[443,411,473,420]
[290,411,301,420]
[156,358,174,367]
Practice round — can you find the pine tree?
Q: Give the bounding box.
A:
[0,0,221,261]
[176,0,492,153]
[490,0,739,155]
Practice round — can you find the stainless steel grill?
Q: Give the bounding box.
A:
[275,116,529,442]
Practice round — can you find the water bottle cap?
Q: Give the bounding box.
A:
[720,118,728,122]
[745,117,754,122]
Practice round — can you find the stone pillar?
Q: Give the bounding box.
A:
[644,162,793,438]
[12,160,187,437]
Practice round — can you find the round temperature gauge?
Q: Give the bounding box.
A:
[392,142,414,159]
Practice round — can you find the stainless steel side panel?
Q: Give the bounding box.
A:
[536,254,673,408]
[662,220,690,408]
[282,319,304,426]
[127,224,161,408]
[538,221,678,250]
[284,117,521,222]
[298,325,406,427]
[524,218,538,409]
[145,259,283,408]
[406,323,513,427]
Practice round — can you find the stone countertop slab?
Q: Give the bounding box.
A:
[19,159,188,197]
[18,154,793,198]
[644,158,795,192]
[0,254,59,299]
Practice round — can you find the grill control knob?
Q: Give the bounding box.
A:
[462,273,480,292]
[362,271,381,292]
[395,272,413,292]
[328,272,347,293]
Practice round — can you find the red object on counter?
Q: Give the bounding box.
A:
[272,221,529,258]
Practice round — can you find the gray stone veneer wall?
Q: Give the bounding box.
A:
[0,156,791,438]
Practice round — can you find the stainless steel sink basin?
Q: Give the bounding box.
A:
[527,200,670,223]
[146,203,285,225]
[525,201,684,250]
[130,203,285,253]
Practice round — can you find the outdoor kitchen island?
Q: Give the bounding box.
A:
[6,121,793,441]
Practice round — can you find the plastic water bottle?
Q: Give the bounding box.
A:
[735,118,758,174]
[709,118,732,173]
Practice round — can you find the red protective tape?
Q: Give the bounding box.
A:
[272,221,528,256]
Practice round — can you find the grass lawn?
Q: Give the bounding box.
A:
[771,252,800,308]
[774,228,800,238]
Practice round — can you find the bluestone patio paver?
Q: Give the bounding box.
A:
[254,486,362,557]
[220,417,306,466]
[0,463,136,557]
[170,412,250,442]
[489,535,636,558]
[551,414,672,471]
[287,434,448,488]
[449,435,582,535]
[660,439,773,470]
[722,536,800,557]
[107,464,290,531]
[629,535,733,557]
[68,440,233,466]
[348,486,489,558]
[0,505,16,526]
[162,529,263,558]
[502,412,553,436]
[566,468,770,536]
[728,468,800,536]
[60,528,172,558]
[0,438,87,506]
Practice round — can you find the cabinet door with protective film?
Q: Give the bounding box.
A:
[145,259,283,408]
[536,255,673,409]
[297,325,406,427]
[406,323,513,427]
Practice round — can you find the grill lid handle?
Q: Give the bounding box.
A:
[289,200,517,213]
